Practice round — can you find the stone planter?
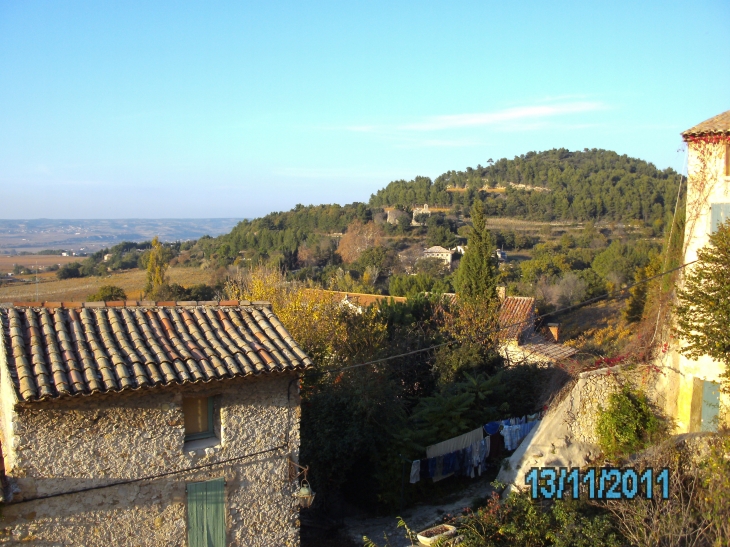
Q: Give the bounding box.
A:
[416,524,457,545]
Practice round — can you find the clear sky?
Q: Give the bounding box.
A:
[1,1,729,219]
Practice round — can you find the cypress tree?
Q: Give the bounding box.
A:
[455,200,498,301]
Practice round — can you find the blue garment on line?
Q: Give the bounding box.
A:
[442,452,456,475]
[485,421,500,435]
[463,446,472,476]
[428,457,437,478]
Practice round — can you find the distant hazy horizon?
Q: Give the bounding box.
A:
[0,218,245,253]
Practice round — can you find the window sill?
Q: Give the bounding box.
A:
[184,436,221,453]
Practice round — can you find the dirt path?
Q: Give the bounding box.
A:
[342,476,495,547]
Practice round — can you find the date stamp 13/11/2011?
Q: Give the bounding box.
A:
[525,467,670,501]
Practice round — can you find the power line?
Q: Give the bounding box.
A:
[306,259,697,378]
[7,379,302,505]
[6,443,287,505]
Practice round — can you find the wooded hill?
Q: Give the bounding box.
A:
[186,148,681,267]
[370,148,681,224]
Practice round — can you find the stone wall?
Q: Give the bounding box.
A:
[497,364,665,494]
[0,373,302,547]
[564,365,665,445]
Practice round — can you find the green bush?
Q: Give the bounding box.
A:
[86,285,127,302]
[366,489,622,547]
[595,387,667,460]
[56,262,83,279]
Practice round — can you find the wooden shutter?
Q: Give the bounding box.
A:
[710,203,730,234]
[701,380,720,432]
[187,478,226,547]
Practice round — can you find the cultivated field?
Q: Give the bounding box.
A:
[0,268,214,303]
[0,255,82,273]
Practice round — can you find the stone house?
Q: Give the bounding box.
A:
[422,246,454,269]
[385,208,409,225]
[0,300,312,547]
[411,204,431,226]
[667,109,730,433]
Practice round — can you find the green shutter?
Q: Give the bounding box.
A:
[710,203,730,234]
[187,478,226,547]
[701,381,720,433]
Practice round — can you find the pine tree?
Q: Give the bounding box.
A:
[454,200,498,301]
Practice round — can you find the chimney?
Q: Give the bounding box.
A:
[497,286,506,301]
[547,323,560,343]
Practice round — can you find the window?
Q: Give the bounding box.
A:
[690,379,721,432]
[710,203,730,234]
[726,144,730,177]
[183,396,215,441]
[187,478,226,547]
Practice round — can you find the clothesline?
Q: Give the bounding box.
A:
[409,409,546,484]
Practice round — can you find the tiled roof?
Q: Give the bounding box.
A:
[303,290,407,308]
[521,333,578,362]
[682,109,730,138]
[0,302,312,403]
[498,296,536,341]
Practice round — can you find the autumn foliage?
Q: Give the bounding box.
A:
[336,219,384,263]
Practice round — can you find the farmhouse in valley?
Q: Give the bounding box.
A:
[422,245,455,269]
[0,300,311,547]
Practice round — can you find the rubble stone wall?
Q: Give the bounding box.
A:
[0,373,301,547]
[566,365,665,445]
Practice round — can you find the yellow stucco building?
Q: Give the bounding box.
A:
[669,109,730,433]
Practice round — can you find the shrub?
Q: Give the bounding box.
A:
[367,488,621,547]
[595,387,667,459]
[605,433,730,547]
[56,262,83,279]
[86,285,127,302]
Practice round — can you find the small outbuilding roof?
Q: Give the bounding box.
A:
[682,109,730,139]
[423,246,453,254]
[0,301,312,403]
[498,296,536,341]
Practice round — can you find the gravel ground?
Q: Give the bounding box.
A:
[341,475,496,547]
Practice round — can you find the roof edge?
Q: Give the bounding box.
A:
[0,300,271,309]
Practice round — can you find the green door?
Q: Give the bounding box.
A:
[187,478,226,547]
[701,381,720,432]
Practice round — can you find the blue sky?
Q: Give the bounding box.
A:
[1,1,729,219]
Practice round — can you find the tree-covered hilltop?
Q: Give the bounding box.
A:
[191,202,372,265]
[175,148,682,270]
[369,148,682,224]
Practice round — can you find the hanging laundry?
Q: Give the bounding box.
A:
[410,460,420,484]
[428,457,438,479]
[425,427,484,459]
[470,441,481,478]
[484,421,500,435]
[432,455,447,482]
[420,458,430,479]
[441,452,456,475]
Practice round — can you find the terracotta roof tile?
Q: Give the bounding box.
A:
[0,303,311,403]
[682,109,730,138]
[498,296,536,341]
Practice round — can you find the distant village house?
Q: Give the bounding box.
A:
[422,245,455,269]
